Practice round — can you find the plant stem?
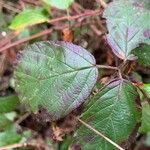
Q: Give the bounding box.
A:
[0,29,53,52]
[77,118,125,150]
[47,10,101,24]
[96,65,119,70]
[99,0,107,8]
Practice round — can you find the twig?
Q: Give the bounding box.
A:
[77,118,125,150]
[0,141,54,150]
[90,24,102,36]
[98,0,107,8]
[47,10,101,24]
[15,112,30,125]
[0,0,21,13]
[96,65,119,70]
[0,143,25,150]
[0,29,53,52]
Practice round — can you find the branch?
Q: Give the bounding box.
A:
[47,9,101,24]
[0,141,54,150]
[99,0,107,8]
[96,65,119,70]
[0,0,21,13]
[77,118,125,150]
[0,29,53,53]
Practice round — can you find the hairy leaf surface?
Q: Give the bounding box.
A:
[103,0,150,60]
[14,41,98,121]
[75,79,140,150]
[133,44,150,66]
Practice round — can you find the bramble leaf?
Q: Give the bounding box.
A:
[42,0,74,9]
[132,44,150,66]
[14,41,98,121]
[75,79,140,150]
[103,0,150,60]
[9,8,49,30]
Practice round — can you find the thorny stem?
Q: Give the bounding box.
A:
[77,118,125,150]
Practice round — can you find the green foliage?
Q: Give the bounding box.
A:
[142,84,150,98]
[14,41,98,121]
[9,8,49,30]
[0,95,22,146]
[75,79,140,150]
[42,0,74,9]
[103,0,150,60]
[0,112,17,129]
[140,104,150,133]
[133,44,150,66]
[0,125,22,146]
[0,95,19,113]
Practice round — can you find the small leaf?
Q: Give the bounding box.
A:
[141,84,150,98]
[103,0,150,60]
[0,95,20,113]
[14,41,98,121]
[9,8,49,30]
[0,112,17,130]
[0,125,22,146]
[42,0,74,9]
[132,44,150,66]
[140,104,150,133]
[75,79,140,150]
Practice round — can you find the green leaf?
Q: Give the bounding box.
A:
[9,8,49,30]
[140,104,150,133]
[0,125,22,146]
[132,44,150,66]
[75,79,140,150]
[141,84,150,98]
[0,112,17,129]
[103,0,150,60]
[0,95,20,113]
[14,41,98,121]
[42,0,74,9]
[146,132,150,146]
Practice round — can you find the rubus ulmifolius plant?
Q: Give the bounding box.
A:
[14,1,150,150]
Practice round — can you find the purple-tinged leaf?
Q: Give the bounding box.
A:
[103,0,150,60]
[75,79,141,150]
[14,41,98,121]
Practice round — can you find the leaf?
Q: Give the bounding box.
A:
[0,125,22,146]
[140,104,150,133]
[75,79,140,150]
[42,0,74,9]
[0,112,17,130]
[141,84,150,98]
[0,95,20,113]
[9,8,49,30]
[103,0,150,60]
[14,41,98,121]
[132,44,150,66]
